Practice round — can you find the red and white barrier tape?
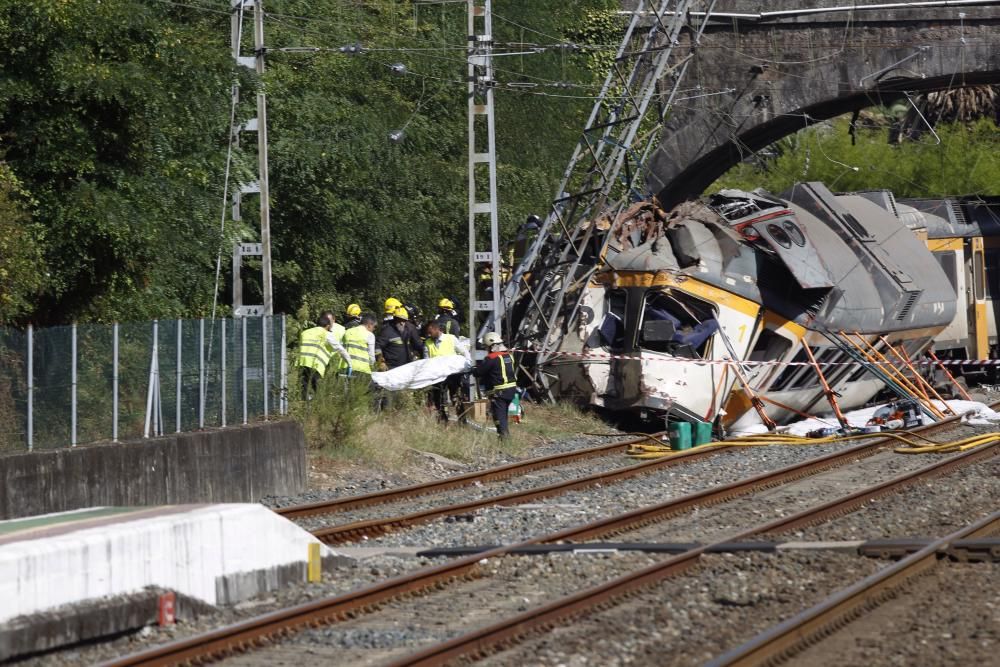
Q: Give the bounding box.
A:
[509,349,1000,368]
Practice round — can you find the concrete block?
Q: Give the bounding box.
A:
[0,421,306,520]
[0,504,349,624]
[0,588,214,662]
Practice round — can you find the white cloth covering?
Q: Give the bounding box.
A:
[372,354,472,391]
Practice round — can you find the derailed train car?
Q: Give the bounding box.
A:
[532,181,998,429]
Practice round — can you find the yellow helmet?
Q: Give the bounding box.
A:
[346,303,361,317]
[438,298,454,309]
[384,297,402,314]
[393,306,409,320]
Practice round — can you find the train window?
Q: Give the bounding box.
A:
[639,291,718,357]
[782,221,806,247]
[766,223,793,248]
[845,338,882,383]
[748,328,792,362]
[985,250,1000,299]
[598,290,627,350]
[973,246,986,301]
[933,251,958,293]
[769,348,809,391]
[746,328,793,386]
[789,347,834,390]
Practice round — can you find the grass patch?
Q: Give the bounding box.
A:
[292,380,614,470]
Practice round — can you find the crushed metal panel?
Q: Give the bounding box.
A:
[749,213,836,289]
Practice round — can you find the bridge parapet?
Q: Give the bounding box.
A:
[644,1,1000,205]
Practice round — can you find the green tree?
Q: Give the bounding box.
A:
[713,115,1000,198]
[0,163,45,324]
[0,0,235,324]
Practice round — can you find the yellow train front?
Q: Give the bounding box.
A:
[545,183,961,428]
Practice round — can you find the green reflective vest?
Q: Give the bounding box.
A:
[343,326,372,374]
[296,326,333,377]
[426,333,458,358]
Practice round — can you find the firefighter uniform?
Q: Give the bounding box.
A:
[474,340,517,438]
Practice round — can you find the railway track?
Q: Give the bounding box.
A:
[98,414,998,667]
[273,432,670,521]
[705,509,1000,667]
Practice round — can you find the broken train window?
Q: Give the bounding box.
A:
[639,290,719,358]
[597,289,627,351]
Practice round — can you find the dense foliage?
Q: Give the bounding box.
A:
[2,2,998,328]
[713,116,1000,198]
[0,0,619,326]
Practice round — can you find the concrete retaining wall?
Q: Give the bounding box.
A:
[0,421,306,520]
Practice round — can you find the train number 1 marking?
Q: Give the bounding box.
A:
[737,324,747,343]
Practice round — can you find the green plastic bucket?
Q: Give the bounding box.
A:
[693,420,713,446]
[668,422,692,450]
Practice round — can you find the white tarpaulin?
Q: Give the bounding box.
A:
[372,355,472,391]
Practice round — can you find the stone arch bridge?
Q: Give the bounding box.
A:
[646,0,1000,207]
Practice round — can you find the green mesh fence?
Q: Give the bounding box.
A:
[0,316,287,451]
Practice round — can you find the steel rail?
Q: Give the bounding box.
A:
[312,442,720,544]
[310,413,973,544]
[98,414,985,667]
[705,508,1000,667]
[275,432,668,520]
[384,441,998,667]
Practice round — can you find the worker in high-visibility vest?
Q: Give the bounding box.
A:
[296,313,351,399]
[342,313,378,376]
[424,319,470,422]
[473,331,518,438]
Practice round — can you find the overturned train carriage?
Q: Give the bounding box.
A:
[528,182,980,428]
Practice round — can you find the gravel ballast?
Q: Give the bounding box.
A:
[475,551,886,667]
[346,441,940,549]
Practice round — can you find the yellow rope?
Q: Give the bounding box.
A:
[625,430,1000,459]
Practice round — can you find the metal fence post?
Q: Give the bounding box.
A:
[112,323,119,442]
[26,324,33,451]
[199,318,205,429]
[242,316,248,425]
[71,322,77,446]
[176,319,182,433]
[144,320,159,438]
[279,313,287,415]
[221,318,227,428]
[262,316,269,419]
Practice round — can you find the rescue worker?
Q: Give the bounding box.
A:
[342,313,378,377]
[403,302,424,330]
[376,306,425,370]
[344,303,362,329]
[436,298,462,337]
[424,319,471,422]
[295,313,351,399]
[473,332,518,439]
[383,297,403,324]
[320,310,347,374]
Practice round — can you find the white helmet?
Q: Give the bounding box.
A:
[482,332,503,347]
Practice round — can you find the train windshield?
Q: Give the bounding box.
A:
[640,291,718,358]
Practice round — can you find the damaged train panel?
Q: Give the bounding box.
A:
[512,182,970,428]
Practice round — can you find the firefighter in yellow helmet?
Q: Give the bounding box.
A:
[376,305,425,370]
[383,297,402,324]
[344,303,362,329]
[436,298,461,337]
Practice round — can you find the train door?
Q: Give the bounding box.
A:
[969,237,989,359]
[928,239,966,351]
